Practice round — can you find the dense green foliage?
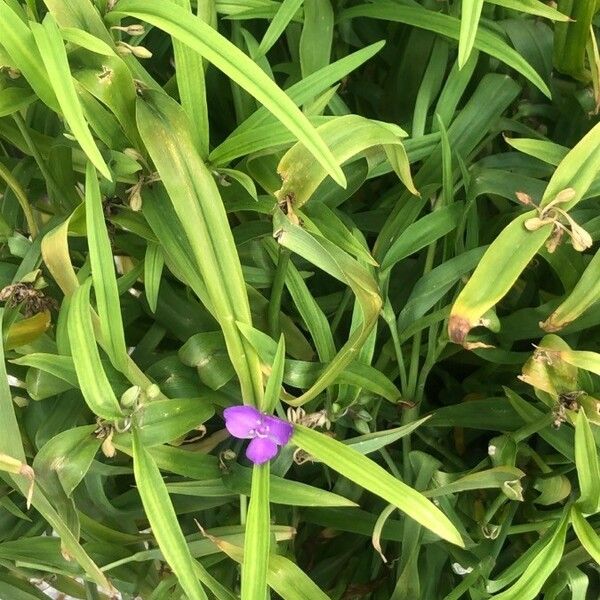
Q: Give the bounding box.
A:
[0,0,599,598]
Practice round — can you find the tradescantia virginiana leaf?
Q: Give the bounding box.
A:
[256,0,303,57]
[339,2,551,97]
[542,249,600,331]
[217,41,386,138]
[1,2,600,598]
[449,121,600,345]
[457,0,572,78]
[0,0,57,109]
[489,511,569,599]
[276,115,417,209]
[111,0,346,187]
[207,534,330,600]
[236,322,402,403]
[448,213,552,345]
[574,409,600,515]
[241,464,270,600]
[136,89,263,406]
[553,0,598,79]
[30,15,111,179]
[488,0,570,21]
[570,505,600,564]
[292,425,464,546]
[171,0,210,158]
[132,430,208,600]
[67,279,123,420]
[272,209,382,406]
[0,309,112,590]
[84,162,128,369]
[458,0,484,69]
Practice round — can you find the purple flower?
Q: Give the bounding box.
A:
[223,405,293,465]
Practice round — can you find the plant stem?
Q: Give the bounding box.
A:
[268,247,290,338]
[0,161,38,238]
[12,113,70,212]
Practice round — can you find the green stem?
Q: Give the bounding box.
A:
[84,582,101,600]
[401,217,439,480]
[268,247,290,338]
[12,114,69,211]
[239,493,247,526]
[387,315,408,394]
[0,162,38,238]
[331,287,352,334]
[483,493,509,525]
[379,447,403,480]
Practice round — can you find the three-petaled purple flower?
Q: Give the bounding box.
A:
[223,405,293,465]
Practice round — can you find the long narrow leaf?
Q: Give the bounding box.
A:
[136,90,263,405]
[85,162,127,368]
[132,430,208,600]
[241,464,270,599]
[30,15,111,179]
[292,424,464,546]
[112,0,346,186]
[67,279,123,419]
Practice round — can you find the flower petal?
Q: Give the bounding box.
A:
[246,437,279,464]
[223,405,261,439]
[264,415,293,446]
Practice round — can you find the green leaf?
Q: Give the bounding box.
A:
[220,41,385,137]
[222,463,357,507]
[34,425,100,497]
[0,87,36,117]
[112,0,346,187]
[241,463,270,600]
[136,89,263,405]
[540,121,600,209]
[263,334,285,413]
[344,417,431,454]
[60,26,114,55]
[458,0,484,68]
[134,397,215,447]
[340,2,551,97]
[144,242,164,314]
[424,467,525,498]
[171,0,210,157]
[504,136,567,166]
[0,310,112,590]
[208,536,330,600]
[292,424,464,546]
[85,162,128,368]
[67,279,123,419]
[574,409,600,514]
[30,15,111,179]
[542,249,600,331]
[381,203,463,272]
[266,554,330,600]
[398,246,487,333]
[489,0,571,21]
[131,430,208,600]
[237,322,401,402]
[276,115,414,209]
[490,511,568,599]
[449,213,551,344]
[0,1,57,109]
[300,0,333,78]
[273,209,382,405]
[570,505,600,564]
[256,0,303,57]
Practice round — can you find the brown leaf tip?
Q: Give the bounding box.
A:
[539,316,564,332]
[448,315,471,345]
